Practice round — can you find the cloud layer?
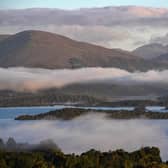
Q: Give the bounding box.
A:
[1,7,168,50]
[1,114,168,160]
[1,67,168,92]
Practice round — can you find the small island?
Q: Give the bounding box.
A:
[15,107,168,120]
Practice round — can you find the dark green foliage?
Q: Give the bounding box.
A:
[15,108,90,120]
[15,107,168,121]
[0,147,167,168]
[0,138,5,150]
[0,158,7,168]
[6,138,17,150]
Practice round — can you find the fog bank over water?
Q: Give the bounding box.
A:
[0,114,168,159]
[1,67,168,92]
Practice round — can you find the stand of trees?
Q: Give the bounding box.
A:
[0,138,168,168]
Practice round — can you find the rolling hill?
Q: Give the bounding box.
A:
[0,30,164,71]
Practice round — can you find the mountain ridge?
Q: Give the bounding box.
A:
[1,6,168,26]
[133,43,168,59]
[0,30,159,71]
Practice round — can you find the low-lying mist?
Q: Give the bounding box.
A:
[1,67,168,92]
[0,137,61,152]
[0,114,168,160]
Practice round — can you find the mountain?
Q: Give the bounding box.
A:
[0,7,168,27]
[0,35,10,42]
[132,43,168,59]
[154,52,168,63]
[0,82,166,107]
[0,30,160,71]
[61,82,167,100]
[0,7,168,51]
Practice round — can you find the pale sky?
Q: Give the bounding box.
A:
[0,0,168,9]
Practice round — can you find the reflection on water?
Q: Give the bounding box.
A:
[0,106,168,160]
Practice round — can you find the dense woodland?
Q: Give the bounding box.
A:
[0,138,168,168]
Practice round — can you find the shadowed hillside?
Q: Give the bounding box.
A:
[133,43,168,59]
[0,35,9,42]
[0,30,163,71]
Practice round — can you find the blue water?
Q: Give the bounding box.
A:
[0,106,136,119]
[146,106,168,112]
[0,106,66,119]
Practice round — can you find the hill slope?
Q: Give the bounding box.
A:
[133,43,168,59]
[0,35,10,42]
[154,52,168,63]
[0,30,162,71]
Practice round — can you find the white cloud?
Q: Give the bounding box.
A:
[1,115,168,160]
[0,67,168,92]
[150,33,168,45]
[1,24,168,50]
[1,7,168,50]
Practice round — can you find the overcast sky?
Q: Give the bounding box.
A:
[0,0,168,9]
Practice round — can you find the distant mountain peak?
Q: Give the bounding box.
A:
[133,43,168,59]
